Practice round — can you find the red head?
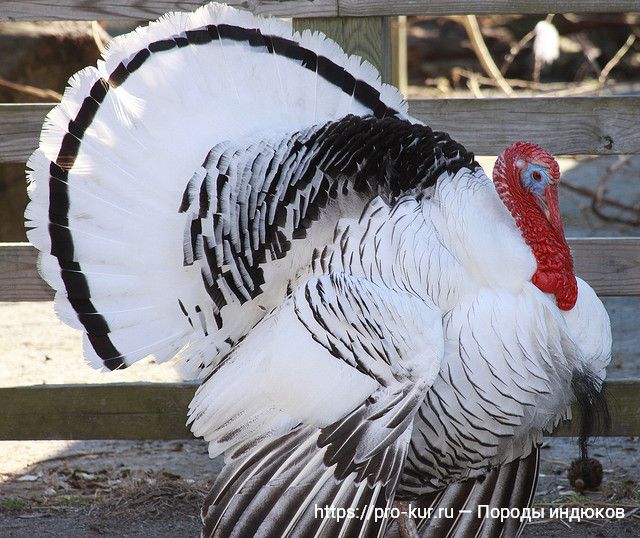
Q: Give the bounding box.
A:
[493,142,577,310]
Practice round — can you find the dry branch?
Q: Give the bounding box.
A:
[0,78,61,102]
[599,33,637,87]
[451,68,603,97]
[501,29,535,75]
[459,15,514,96]
[91,21,110,53]
[562,167,640,227]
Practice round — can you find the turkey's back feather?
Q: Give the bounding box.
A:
[178,116,476,376]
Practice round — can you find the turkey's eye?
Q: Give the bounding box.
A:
[532,170,543,182]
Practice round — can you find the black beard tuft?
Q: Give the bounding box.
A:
[571,369,610,467]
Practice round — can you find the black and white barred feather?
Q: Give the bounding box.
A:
[179,116,476,370]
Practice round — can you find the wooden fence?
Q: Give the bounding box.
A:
[1,0,639,441]
[2,380,639,440]
[2,97,640,162]
[1,1,638,19]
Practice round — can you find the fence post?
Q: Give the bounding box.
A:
[391,16,408,95]
[293,17,392,83]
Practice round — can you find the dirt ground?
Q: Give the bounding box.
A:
[1,437,639,536]
[1,154,639,536]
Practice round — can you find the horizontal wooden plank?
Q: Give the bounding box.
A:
[0,104,44,163]
[0,383,197,440]
[339,0,640,16]
[552,379,640,437]
[3,97,639,164]
[294,17,393,83]
[0,0,636,20]
[2,237,639,302]
[0,242,51,301]
[409,97,640,156]
[570,238,640,297]
[0,1,337,21]
[0,379,636,440]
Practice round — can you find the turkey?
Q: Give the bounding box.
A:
[25,3,611,537]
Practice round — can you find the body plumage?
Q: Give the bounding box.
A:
[25,4,611,537]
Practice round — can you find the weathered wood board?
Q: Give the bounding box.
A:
[4,97,639,163]
[0,380,636,440]
[339,0,640,16]
[0,383,196,440]
[0,0,637,21]
[409,97,640,156]
[0,0,338,21]
[2,236,639,302]
[293,16,392,82]
[0,242,52,301]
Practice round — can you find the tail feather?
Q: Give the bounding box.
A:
[385,447,540,538]
[25,2,409,377]
[499,447,540,538]
[202,420,409,538]
[444,463,502,537]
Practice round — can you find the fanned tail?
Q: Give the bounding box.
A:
[25,2,409,378]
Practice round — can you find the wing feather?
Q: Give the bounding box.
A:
[193,273,443,537]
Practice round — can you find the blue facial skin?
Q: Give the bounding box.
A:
[521,163,550,197]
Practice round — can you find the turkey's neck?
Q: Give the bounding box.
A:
[495,175,577,310]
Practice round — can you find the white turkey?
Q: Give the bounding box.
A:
[25,3,611,537]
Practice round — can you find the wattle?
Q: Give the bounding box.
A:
[532,264,578,310]
[494,173,577,311]
[518,207,578,310]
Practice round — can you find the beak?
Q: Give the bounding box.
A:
[539,184,565,236]
[536,193,551,222]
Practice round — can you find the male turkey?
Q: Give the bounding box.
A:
[25,3,611,537]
